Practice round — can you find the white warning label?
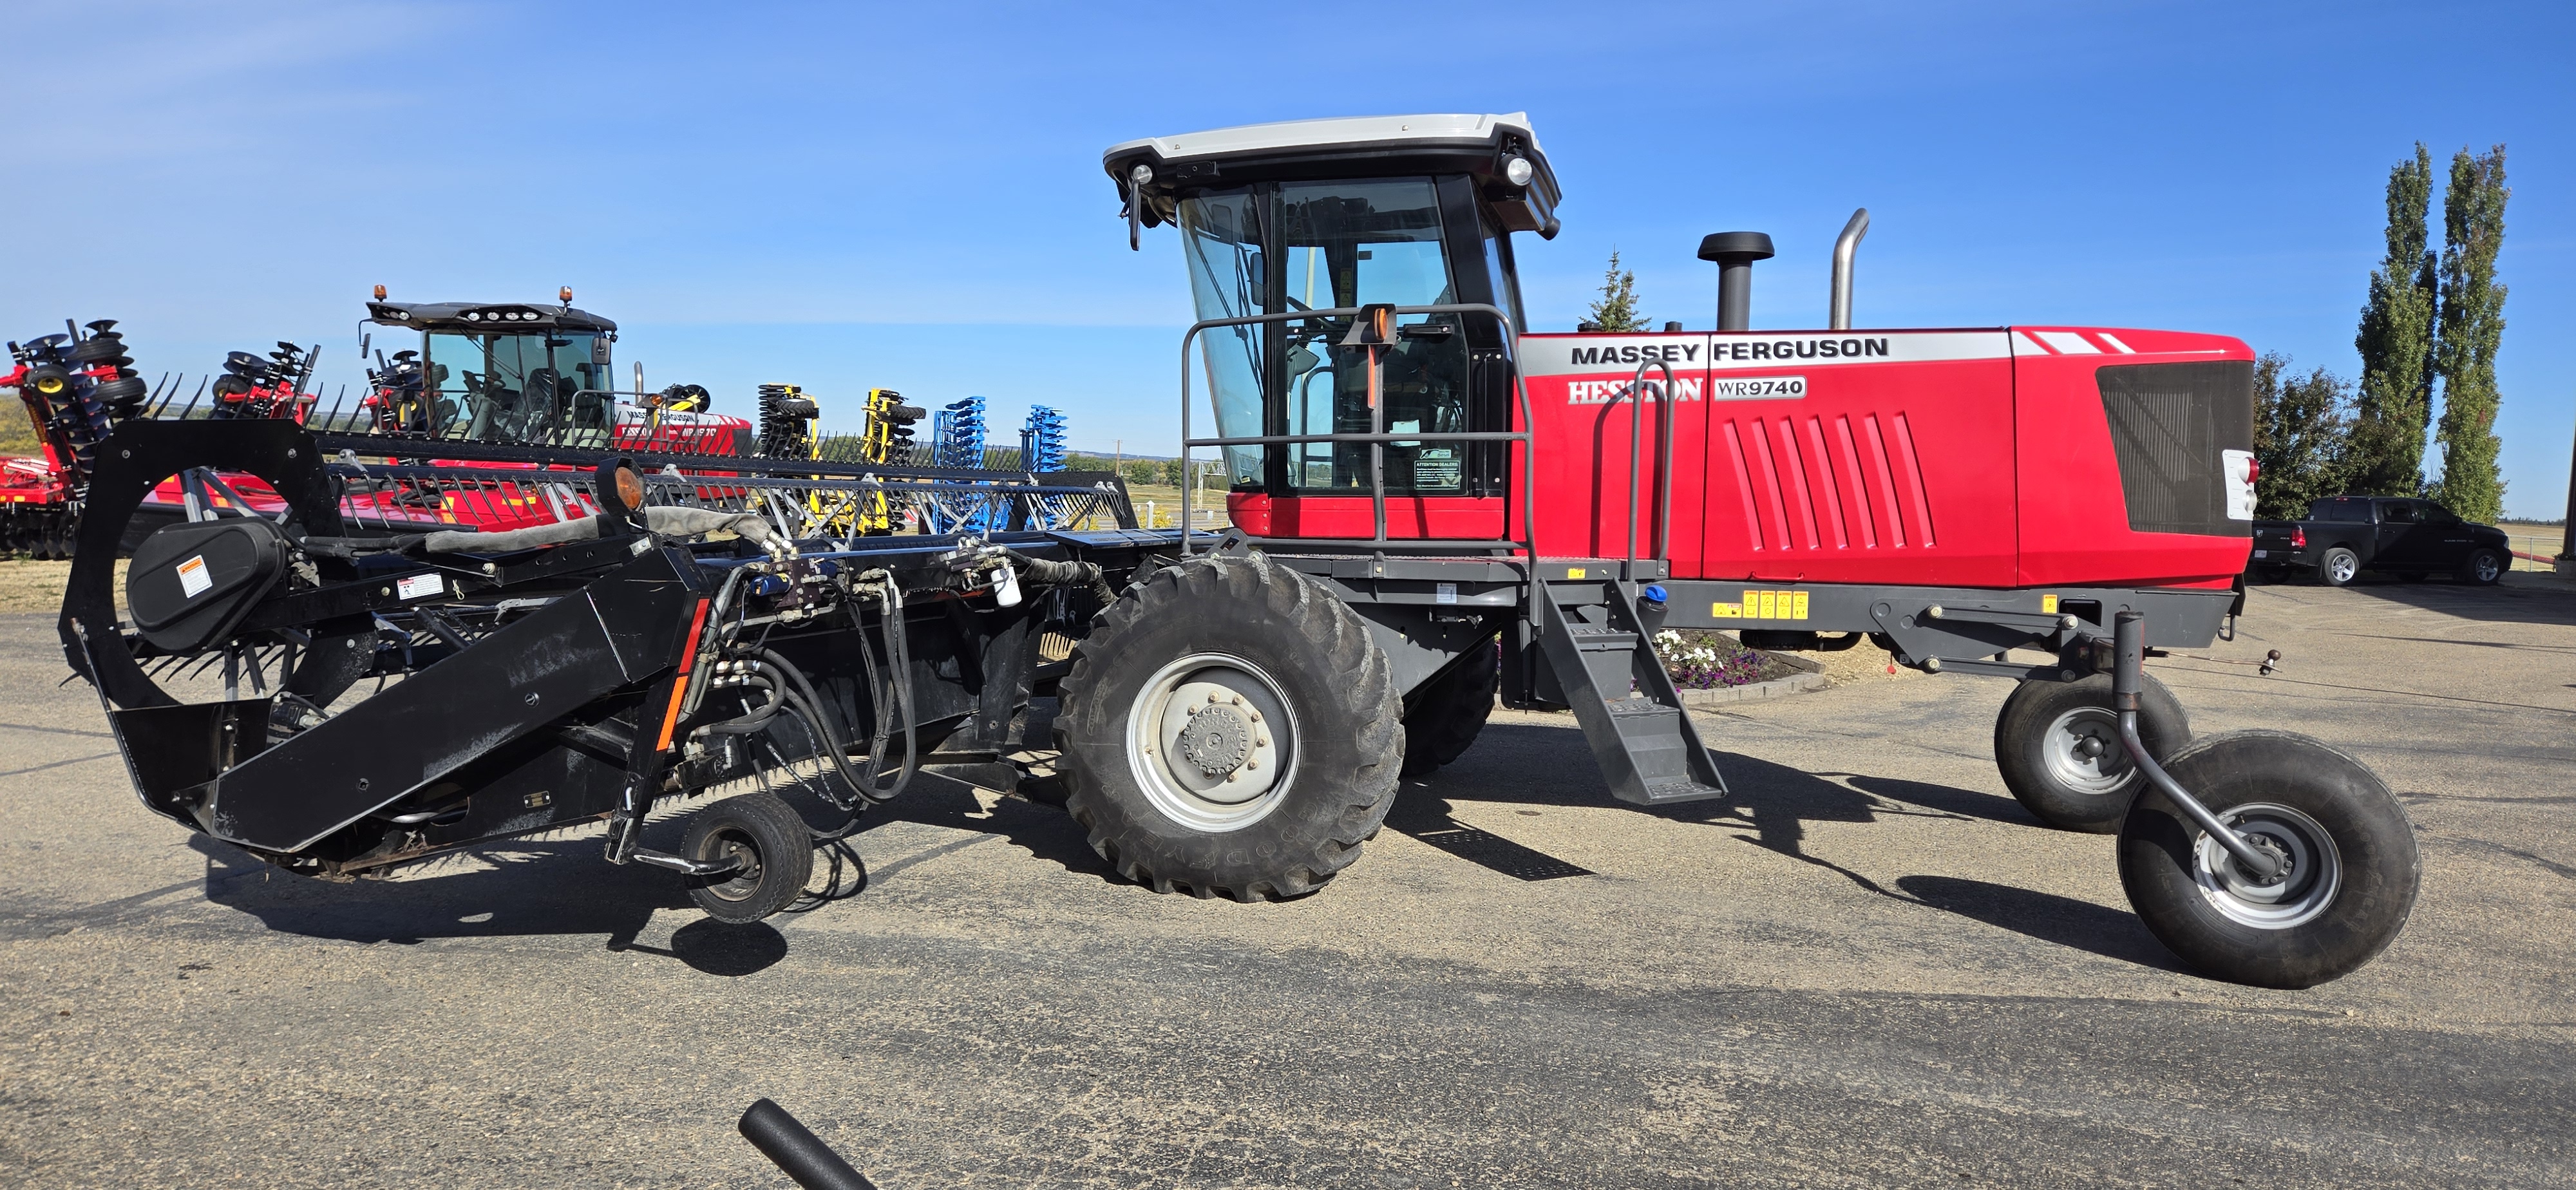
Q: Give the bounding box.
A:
[397,572,444,601]
[176,555,211,599]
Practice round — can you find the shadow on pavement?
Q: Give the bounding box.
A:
[1436,718,2188,972]
[612,918,790,976]
[193,833,687,949]
[1895,874,2184,972]
[2250,571,2576,627]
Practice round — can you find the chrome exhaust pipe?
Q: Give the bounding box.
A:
[1829,208,1870,330]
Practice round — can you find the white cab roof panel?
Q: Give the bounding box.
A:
[1106,113,1544,164]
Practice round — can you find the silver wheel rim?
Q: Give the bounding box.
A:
[2040,706,2137,797]
[2329,554,2356,583]
[1126,652,1297,833]
[2191,802,2342,929]
[2474,553,2500,581]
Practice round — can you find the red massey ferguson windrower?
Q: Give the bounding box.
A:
[52,113,2418,988]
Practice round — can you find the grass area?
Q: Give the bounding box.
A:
[1,410,43,458]
[1120,482,1230,531]
[0,558,124,614]
[2500,520,2566,569]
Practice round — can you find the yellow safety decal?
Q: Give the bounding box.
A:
[2040,594,2059,614]
[1712,602,1742,618]
[1566,567,1586,580]
[1738,589,1810,620]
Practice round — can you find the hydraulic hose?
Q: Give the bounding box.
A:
[996,547,1116,608]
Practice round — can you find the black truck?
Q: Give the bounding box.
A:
[2249,495,2510,586]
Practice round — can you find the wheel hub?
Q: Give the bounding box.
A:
[1176,702,1253,777]
[1126,654,1294,831]
[2193,802,2342,929]
[2041,707,2137,796]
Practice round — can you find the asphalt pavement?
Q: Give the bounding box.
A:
[3,571,2571,1187]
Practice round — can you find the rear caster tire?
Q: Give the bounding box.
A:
[681,789,815,924]
[2116,730,2419,988]
[1994,672,2189,833]
[2459,548,2504,586]
[2316,546,2360,586]
[1056,552,1401,902]
[1401,641,1497,779]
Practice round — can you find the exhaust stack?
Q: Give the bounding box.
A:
[1698,232,1775,331]
[1830,208,1870,330]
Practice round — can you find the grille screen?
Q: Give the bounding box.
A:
[2096,361,2253,536]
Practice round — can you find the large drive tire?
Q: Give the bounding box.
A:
[1056,552,1402,902]
[1994,672,2190,833]
[2458,547,2504,586]
[681,790,815,924]
[2116,730,2419,988]
[1400,640,1498,779]
[2316,546,2360,587]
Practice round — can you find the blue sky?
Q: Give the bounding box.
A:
[8,0,2570,517]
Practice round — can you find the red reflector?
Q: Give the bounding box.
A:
[2291,527,2306,549]
[2246,457,2260,483]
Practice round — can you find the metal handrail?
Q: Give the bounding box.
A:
[1177,303,1537,569]
[1601,359,1679,573]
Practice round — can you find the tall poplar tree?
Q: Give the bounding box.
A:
[2348,145,2438,496]
[2431,145,2510,523]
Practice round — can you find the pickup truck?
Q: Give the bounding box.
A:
[2249,495,2510,586]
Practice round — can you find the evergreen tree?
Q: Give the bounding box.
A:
[2251,352,2355,519]
[1586,250,1648,332]
[2348,145,2438,496]
[2431,145,2510,523]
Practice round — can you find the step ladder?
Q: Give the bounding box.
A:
[1536,577,1730,806]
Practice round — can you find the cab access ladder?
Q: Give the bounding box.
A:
[1536,576,1729,806]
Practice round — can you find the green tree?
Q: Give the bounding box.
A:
[2348,145,2438,496]
[1586,249,1648,332]
[2251,352,2355,519]
[2430,144,2510,524]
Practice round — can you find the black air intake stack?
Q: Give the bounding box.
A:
[1698,232,1775,331]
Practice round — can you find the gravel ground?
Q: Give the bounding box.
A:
[1,570,2570,1187]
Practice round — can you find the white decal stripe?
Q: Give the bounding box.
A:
[2036,330,2103,355]
[2096,332,2137,354]
[2018,332,2058,355]
[1520,330,2013,377]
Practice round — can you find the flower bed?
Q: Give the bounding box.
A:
[1651,628,1803,690]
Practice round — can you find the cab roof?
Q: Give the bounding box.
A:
[365,301,616,334]
[1104,113,1561,234]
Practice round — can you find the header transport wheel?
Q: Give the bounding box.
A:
[682,790,816,924]
[2116,730,2420,988]
[1994,672,2190,833]
[1054,553,1403,902]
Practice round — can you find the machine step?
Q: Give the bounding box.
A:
[1536,579,1730,809]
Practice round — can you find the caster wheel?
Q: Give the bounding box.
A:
[1994,672,2189,832]
[681,789,815,923]
[2117,730,2420,988]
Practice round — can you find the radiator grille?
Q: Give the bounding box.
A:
[2097,361,2253,536]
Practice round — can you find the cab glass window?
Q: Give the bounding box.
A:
[423,330,609,444]
[1273,178,1469,495]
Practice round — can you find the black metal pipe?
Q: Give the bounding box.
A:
[2112,611,2280,878]
[738,1099,876,1190]
[1698,232,1776,332]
